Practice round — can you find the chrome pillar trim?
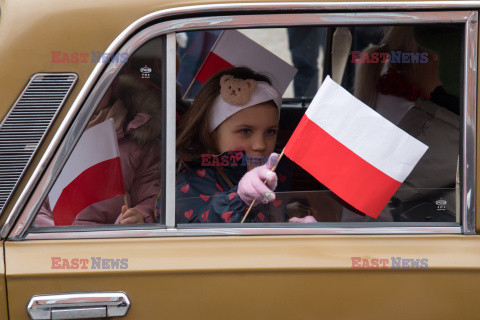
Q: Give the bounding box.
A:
[6,148,57,239]
[5,9,476,239]
[24,226,461,240]
[27,292,130,320]
[165,33,177,229]
[462,11,478,234]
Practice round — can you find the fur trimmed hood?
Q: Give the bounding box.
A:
[115,73,162,145]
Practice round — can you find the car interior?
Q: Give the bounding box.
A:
[31,23,463,228]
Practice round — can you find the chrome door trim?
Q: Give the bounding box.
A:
[27,292,130,320]
[462,11,478,234]
[4,8,476,239]
[24,226,461,240]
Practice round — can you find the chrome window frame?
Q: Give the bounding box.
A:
[3,5,477,240]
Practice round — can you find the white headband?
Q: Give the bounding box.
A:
[209,81,282,132]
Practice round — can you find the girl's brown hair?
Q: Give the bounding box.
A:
[177,67,272,161]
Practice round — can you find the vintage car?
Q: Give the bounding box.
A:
[0,0,478,319]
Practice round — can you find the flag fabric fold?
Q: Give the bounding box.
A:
[194,29,297,94]
[49,118,126,225]
[284,76,428,218]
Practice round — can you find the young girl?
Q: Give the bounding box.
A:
[174,67,282,223]
[34,72,162,226]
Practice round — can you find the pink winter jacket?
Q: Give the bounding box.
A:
[34,135,160,226]
[34,72,164,226]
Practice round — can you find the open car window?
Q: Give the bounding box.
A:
[22,10,475,237]
[174,24,463,226]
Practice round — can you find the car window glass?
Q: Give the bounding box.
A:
[174,25,462,225]
[31,36,164,228]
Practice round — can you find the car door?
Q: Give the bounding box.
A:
[2,3,480,320]
[0,245,7,320]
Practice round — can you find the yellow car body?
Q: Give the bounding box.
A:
[0,0,479,319]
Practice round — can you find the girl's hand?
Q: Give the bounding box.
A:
[238,153,279,205]
[119,205,145,224]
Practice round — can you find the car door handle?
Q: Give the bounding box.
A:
[27,292,130,320]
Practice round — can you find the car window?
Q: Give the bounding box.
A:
[174,24,463,225]
[24,11,474,236]
[31,36,164,228]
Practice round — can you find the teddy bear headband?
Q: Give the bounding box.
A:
[209,75,282,132]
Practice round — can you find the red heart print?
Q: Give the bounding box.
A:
[202,210,209,221]
[197,169,206,178]
[273,199,282,207]
[200,194,210,202]
[180,184,189,193]
[184,209,193,219]
[228,192,238,201]
[221,211,233,223]
[216,183,224,191]
[257,212,265,222]
[278,173,286,183]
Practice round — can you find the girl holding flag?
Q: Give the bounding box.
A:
[34,73,162,226]
[173,67,283,223]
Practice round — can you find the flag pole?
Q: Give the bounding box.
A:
[181,49,215,100]
[182,78,195,100]
[240,148,285,223]
[182,31,224,99]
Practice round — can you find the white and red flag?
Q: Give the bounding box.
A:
[49,118,126,225]
[194,29,297,94]
[284,76,428,218]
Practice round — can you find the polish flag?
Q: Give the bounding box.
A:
[49,118,126,225]
[284,76,428,218]
[194,29,297,94]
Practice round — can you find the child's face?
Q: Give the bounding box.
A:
[213,102,279,162]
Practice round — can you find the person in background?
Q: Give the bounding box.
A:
[347,26,441,221]
[287,27,326,97]
[351,25,461,222]
[354,26,441,125]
